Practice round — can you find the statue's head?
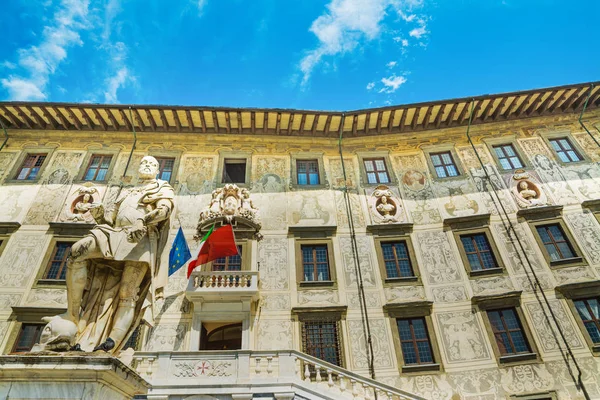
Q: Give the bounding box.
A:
[519,181,529,190]
[139,156,160,180]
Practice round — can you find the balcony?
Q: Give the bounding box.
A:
[133,349,425,400]
[186,270,259,304]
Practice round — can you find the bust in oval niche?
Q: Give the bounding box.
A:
[370,185,403,223]
[511,169,548,208]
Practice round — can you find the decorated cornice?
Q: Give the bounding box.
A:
[0,81,598,137]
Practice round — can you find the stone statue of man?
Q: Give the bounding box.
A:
[60,156,174,353]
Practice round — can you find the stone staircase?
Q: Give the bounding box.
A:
[133,349,425,400]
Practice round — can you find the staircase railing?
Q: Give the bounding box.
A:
[133,349,425,400]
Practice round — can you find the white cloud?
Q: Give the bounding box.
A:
[0,77,46,100]
[104,67,129,103]
[299,0,428,85]
[366,81,375,90]
[409,25,427,38]
[379,74,407,93]
[386,61,397,68]
[0,0,90,100]
[299,0,390,85]
[401,38,409,46]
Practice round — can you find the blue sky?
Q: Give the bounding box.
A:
[0,0,598,110]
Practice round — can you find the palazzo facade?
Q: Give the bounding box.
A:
[1,81,600,400]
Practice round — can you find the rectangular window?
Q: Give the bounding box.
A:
[156,157,175,181]
[296,159,320,185]
[430,151,459,178]
[363,158,390,184]
[460,233,499,271]
[549,138,582,163]
[302,320,342,366]
[381,241,414,278]
[222,159,247,183]
[487,308,531,355]
[83,155,112,181]
[574,298,600,344]
[493,144,524,170]
[43,242,72,280]
[212,247,242,271]
[397,317,435,365]
[12,324,44,352]
[15,153,47,180]
[535,224,576,262]
[301,245,330,282]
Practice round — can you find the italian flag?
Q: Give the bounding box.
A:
[187,224,239,278]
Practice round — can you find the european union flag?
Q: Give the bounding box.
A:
[169,227,191,277]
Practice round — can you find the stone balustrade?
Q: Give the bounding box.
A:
[186,270,260,303]
[133,350,425,400]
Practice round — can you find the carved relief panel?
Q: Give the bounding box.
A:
[393,154,442,224]
[436,311,491,363]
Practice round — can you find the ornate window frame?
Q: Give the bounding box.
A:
[355,151,397,187]
[75,149,120,184]
[452,226,506,278]
[483,135,529,171]
[290,152,327,190]
[527,216,587,269]
[384,301,442,374]
[292,306,348,369]
[473,292,541,365]
[539,130,589,166]
[557,280,600,355]
[34,236,80,286]
[294,238,337,289]
[422,145,465,181]
[5,146,57,184]
[216,150,252,187]
[373,235,420,285]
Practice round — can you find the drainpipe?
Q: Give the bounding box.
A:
[578,84,600,149]
[337,113,377,384]
[0,117,8,152]
[122,107,138,178]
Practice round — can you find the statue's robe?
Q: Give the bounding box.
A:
[77,179,174,352]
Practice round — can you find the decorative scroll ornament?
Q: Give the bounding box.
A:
[369,185,403,223]
[198,184,262,240]
[511,169,548,208]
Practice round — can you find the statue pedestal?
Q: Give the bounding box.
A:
[0,353,149,400]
